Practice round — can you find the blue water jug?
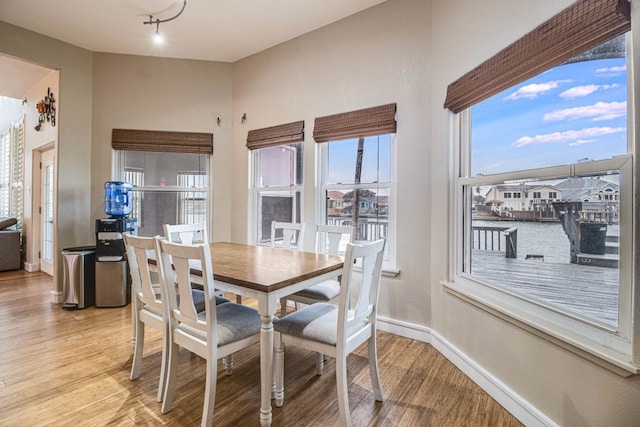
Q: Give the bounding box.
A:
[104,181,133,217]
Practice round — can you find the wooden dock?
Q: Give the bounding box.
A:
[471,250,619,325]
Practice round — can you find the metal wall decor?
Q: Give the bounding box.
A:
[35,87,56,131]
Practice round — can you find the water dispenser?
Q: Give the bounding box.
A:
[95,181,136,307]
[104,181,133,217]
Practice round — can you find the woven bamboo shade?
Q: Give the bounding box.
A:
[112,129,213,154]
[246,120,304,150]
[444,0,630,113]
[313,103,397,143]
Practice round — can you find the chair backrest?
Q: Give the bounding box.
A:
[155,237,217,335]
[337,239,386,341]
[315,224,354,256]
[124,233,163,311]
[270,221,305,250]
[163,223,208,245]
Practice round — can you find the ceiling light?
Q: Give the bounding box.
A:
[143,0,187,44]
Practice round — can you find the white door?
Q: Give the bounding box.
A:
[40,149,55,275]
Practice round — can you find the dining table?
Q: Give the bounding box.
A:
[206,241,344,427]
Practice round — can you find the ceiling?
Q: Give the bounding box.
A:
[0,0,386,62]
[0,0,386,99]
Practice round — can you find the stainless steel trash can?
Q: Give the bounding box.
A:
[62,246,96,310]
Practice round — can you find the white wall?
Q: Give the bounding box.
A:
[232,0,432,325]
[91,53,234,242]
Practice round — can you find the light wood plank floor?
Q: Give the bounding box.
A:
[0,270,522,426]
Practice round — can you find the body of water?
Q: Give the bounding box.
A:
[472,219,619,264]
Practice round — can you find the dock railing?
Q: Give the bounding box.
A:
[472,226,518,259]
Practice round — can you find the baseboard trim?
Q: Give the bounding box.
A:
[51,290,63,304]
[377,316,557,427]
[24,262,40,272]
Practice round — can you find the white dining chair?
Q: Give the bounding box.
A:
[163,222,208,245]
[274,238,386,427]
[279,224,354,317]
[164,222,242,304]
[270,221,305,250]
[125,233,169,403]
[155,237,261,426]
[125,233,225,403]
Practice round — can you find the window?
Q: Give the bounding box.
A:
[0,117,24,229]
[314,104,397,269]
[446,0,638,370]
[250,142,303,244]
[318,134,395,266]
[247,121,305,245]
[112,129,212,237]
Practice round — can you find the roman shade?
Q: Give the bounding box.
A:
[112,129,213,154]
[313,103,397,143]
[246,120,304,150]
[444,0,631,114]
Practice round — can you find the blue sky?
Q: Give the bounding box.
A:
[471,56,627,176]
[327,135,391,185]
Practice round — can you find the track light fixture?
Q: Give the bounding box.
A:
[143,0,187,44]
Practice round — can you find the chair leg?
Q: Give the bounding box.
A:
[161,340,179,414]
[129,318,144,381]
[336,354,351,427]
[315,352,324,375]
[156,324,170,402]
[368,334,383,401]
[236,294,242,304]
[201,354,218,427]
[274,334,285,407]
[222,355,234,375]
[280,298,288,317]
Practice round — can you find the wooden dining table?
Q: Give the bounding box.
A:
[207,241,344,427]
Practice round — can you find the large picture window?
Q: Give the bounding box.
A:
[446,0,638,371]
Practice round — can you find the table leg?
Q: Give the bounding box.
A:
[260,314,274,427]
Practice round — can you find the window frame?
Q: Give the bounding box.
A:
[446,100,638,372]
[316,134,398,272]
[249,142,304,246]
[112,150,212,237]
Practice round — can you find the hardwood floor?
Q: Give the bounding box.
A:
[0,270,522,426]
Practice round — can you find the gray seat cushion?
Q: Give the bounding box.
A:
[274,302,339,345]
[291,279,340,301]
[176,289,229,313]
[189,302,261,346]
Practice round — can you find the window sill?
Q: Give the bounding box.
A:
[441,279,639,377]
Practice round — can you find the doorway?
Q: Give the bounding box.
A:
[40,148,55,275]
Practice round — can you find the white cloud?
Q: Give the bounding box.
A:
[569,139,598,146]
[512,126,626,147]
[559,84,619,99]
[596,65,626,76]
[543,101,626,121]
[504,80,570,100]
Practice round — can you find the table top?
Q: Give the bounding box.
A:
[209,241,344,293]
